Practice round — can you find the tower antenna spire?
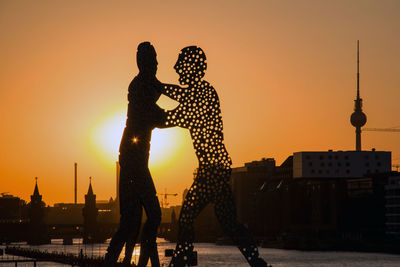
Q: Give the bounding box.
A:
[350,40,367,151]
[357,40,360,99]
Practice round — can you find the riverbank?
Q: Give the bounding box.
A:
[3,241,400,266]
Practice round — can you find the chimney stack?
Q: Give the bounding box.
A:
[74,162,77,204]
[116,161,120,201]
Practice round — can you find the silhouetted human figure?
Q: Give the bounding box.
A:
[162,46,268,267]
[104,42,165,267]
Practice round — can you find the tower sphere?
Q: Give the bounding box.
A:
[351,110,367,127]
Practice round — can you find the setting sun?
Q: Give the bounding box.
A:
[91,110,125,163]
[90,108,186,170]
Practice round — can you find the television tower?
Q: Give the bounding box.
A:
[350,40,367,151]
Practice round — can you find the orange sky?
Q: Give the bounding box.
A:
[1,0,399,206]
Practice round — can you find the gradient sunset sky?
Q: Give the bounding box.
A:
[1,0,399,205]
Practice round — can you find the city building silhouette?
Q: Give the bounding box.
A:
[0,193,25,223]
[293,150,391,178]
[231,158,276,225]
[229,153,399,251]
[0,193,27,242]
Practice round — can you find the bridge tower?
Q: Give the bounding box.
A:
[28,177,49,244]
[82,177,99,243]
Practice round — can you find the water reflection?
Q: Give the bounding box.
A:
[2,238,400,266]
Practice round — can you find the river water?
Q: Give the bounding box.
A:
[1,238,400,266]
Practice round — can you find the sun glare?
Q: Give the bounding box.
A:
[92,111,126,162]
[91,108,185,170]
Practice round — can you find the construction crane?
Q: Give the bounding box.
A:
[364,128,400,132]
[364,127,400,171]
[158,188,178,208]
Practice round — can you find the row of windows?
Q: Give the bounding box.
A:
[308,162,352,167]
[387,199,400,205]
[310,169,351,174]
[386,216,400,223]
[348,181,372,189]
[386,228,400,232]
[386,207,400,213]
[388,179,400,185]
[305,154,382,161]
[308,168,382,175]
[307,161,382,167]
[387,189,400,195]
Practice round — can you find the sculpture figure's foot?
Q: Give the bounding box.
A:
[169,255,186,267]
[250,257,271,267]
[103,253,117,267]
[122,258,136,267]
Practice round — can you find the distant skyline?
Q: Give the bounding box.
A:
[1,0,399,205]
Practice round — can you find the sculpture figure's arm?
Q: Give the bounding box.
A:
[162,83,188,103]
[164,105,191,129]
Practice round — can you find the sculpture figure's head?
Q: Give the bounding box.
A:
[174,46,207,86]
[137,42,158,76]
